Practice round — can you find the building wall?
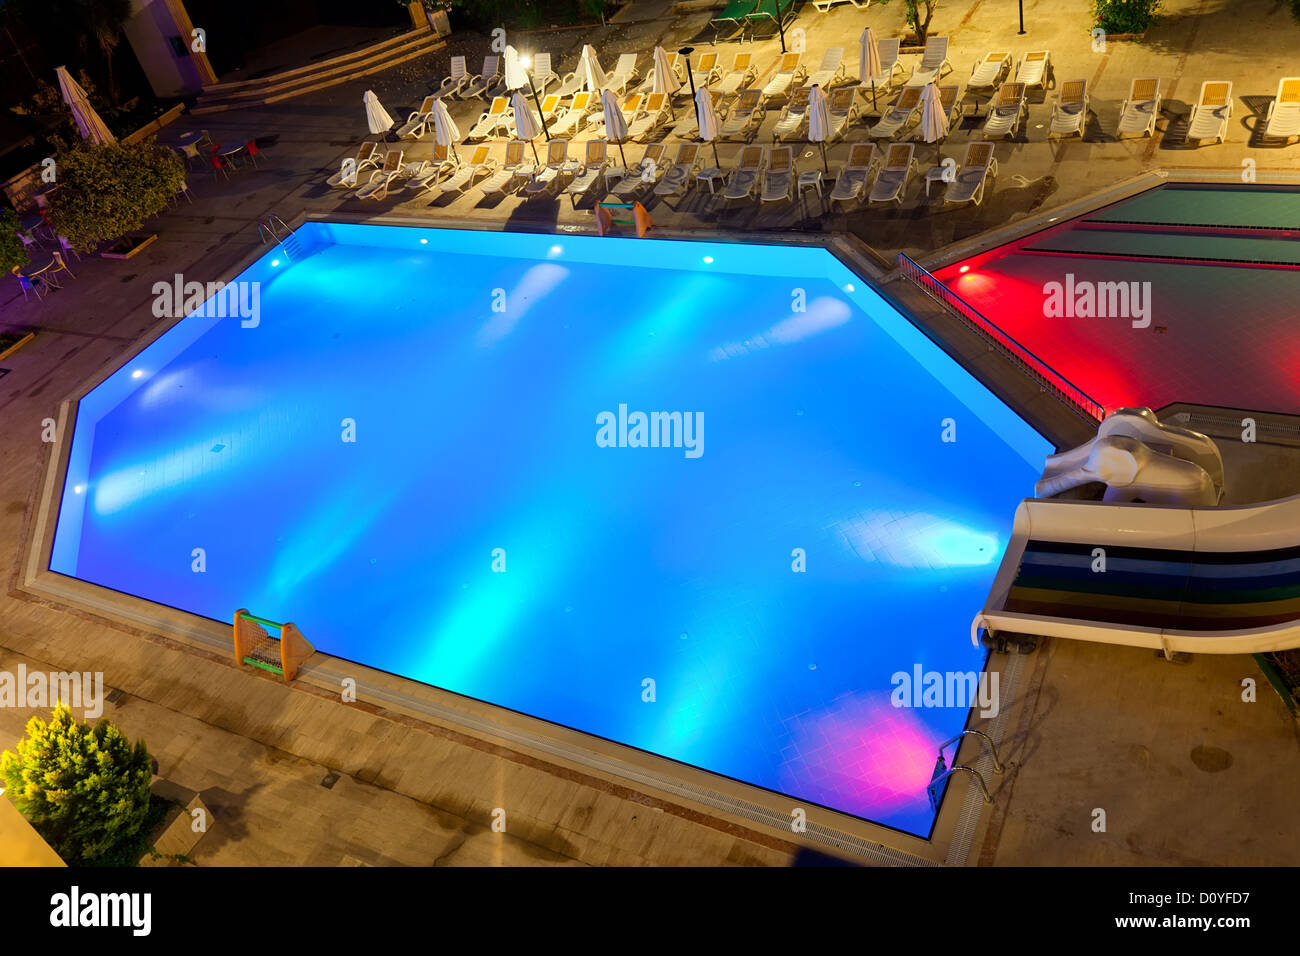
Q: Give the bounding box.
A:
[123,0,206,98]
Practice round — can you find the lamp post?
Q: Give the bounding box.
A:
[679,46,698,126]
[775,0,789,53]
[519,55,552,142]
[1018,0,1026,35]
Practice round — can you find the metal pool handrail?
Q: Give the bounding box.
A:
[898,253,1106,425]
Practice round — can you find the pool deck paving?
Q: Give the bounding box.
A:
[1,0,1299,866]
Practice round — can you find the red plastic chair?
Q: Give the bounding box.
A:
[208,151,230,180]
[244,139,261,167]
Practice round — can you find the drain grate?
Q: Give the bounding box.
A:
[320,772,340,789]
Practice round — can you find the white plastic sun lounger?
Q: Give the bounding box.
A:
[626,92,672,141]
[944,141,998,205]
[669,89,723,138]
[805,47,846,89]
[1116,77,1162,138]
[1187,80,1233,145]
[1049,79,1089,139]
[436,145,496,195]
[327,142,380,187]
[439,56,469,98]
[907,36,952,86]
[867,142,916,204]
[466,97,511,141]
[524,139,581,196]
[691,52,722,90]
[463,56,502,101]
[829,142,880,203]
[812,0,871,11]
[585,92,643,139]
[354,148,405,200]
[718,52,758,96]
[1264,77,1300,142]
[607,53,642,94]
[720,88,766,140]
[760,144,794,202]
[564,140,609,205]
[863,37,906,90]
[825,86,860,140]
[1015,50,1053,91]
[612,143,668,196]
[548,92,597,137]
[396,95,438,139]
[531,53,560,94]
[654,143,701,197]
[771,87,812,140]
[868,85,923,139]
[478,141,530,197]
[403,142,457,193]
[636,52,680,95]
[722,145,765,200]
[967,52,1012,97]
[982,81,1027,139]
[762,53,806,99]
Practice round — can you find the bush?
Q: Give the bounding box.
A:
[1,704,155,866]
[47,140,185,253]
[1093,0,1161,34]
[444,0,609,32]
[0,208,31,274]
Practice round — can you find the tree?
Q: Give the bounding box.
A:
[47,140,186,253]
[76,0,133,103]
[2,0,133,102]
[0,208,32,274]
[878,0,940,45]
[1,704,154,865]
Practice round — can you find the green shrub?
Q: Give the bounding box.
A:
[1094,0,1161,34]
[47,140,185,253]
[0,208,31,274]
[876,1,940,45]
[1,704,155,866]
[444,0,608,32]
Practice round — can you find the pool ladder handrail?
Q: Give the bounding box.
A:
[929,730,1005,806]
[257,214,303,262]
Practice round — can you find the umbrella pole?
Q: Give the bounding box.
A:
[820,142,828,174]
[616,139,627,167]
[871,79,877,112]
[529,138,541,165]
[527,75,551,142]
[712,141,720,168]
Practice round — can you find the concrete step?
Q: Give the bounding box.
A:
[192,26,446,115]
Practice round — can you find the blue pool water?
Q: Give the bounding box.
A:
[52,224,1050,837]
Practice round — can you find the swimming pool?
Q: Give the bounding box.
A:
[50,223,1050,837]
[936,184,1300,415]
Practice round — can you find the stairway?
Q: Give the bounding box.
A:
[192,26,447,115]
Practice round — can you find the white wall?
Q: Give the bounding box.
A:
[123,0,205,97]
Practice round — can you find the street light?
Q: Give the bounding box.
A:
[775,0,789,54]
[519,55,552,142]
[679,45,719,168]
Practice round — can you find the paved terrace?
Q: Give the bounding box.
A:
[0,0,1298,866]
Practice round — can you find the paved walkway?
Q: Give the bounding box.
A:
[1,0,1298,865]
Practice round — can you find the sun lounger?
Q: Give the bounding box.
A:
[760,144,795,202]
[1049,79,1089,139]
[711,0,757,41]
[463,56,502,101]
[327,142,380,187]
[722,144,765,200]
[403,142,457,192]
[868,85,923,139]
[1264,77,1300,142]
[982,81,1027,139]
[718,52,758,95]
[1015,50,1053,90]
[867,142,917,204]
[434,145,495,195]
[478,140,531,197]
[466,97,510,141]
[396,95,438,139]
[439,56,469,98]
[967,52,1012,99]
[586,92,644,139]
[637,52,684,95]
[829,142,880,203]
[772,87,812,140]
[669,89,724,139]
[1187,80,1233,145]
[944,141,998,205]
[564,139,610,205]
[626,92,673,141]
[654,143,702,197]
[862,37,906,90]
[691,52,722,89]
[354,148,406,200]
[1116,77,1162,138]
[720,88,766,140]
[805,48,847,89]
[612,143,669,196]
[524,139,582,196]
[606,53,642,94]
[531,53,560,94]
[825,86,860,140]
[548,92,597,137]
[762,53,807,99]
[907,36,952,86]
[812,0,871,11]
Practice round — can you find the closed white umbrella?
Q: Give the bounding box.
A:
[503,45,528,91]
[652,46,681,119]
[919,81,950,148]
[859,27,882,113]
[695,85,721,168]
[430,97,460,163]
[363,90,395,136]
[600,88,628,166]
[56,66,115,145]
[511,90,542,164]
[579,44,606,92]
[807,84,831,172]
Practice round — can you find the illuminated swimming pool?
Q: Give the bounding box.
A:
[51,223,1050,837]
